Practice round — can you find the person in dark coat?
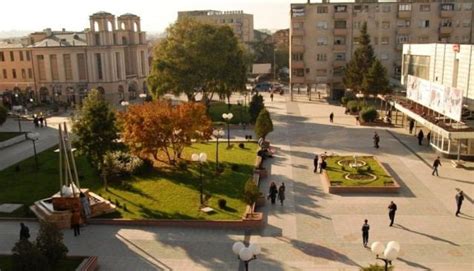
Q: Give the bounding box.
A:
[361,219,370,247]
[39,115,44,128]
[71,209,81,236]
[426,132,431,145]
[270,92,274,102]
[268,182,278,205]
[388,201,397,227]
[373,132,380,148]
[432,156,442,176]
[33,115,39,128]
[278,183,286,206]
[409,119,415,134]
[456,191,464,216]
[329,112,334,123]
[319,160,327,174]
[313,154,319,173]
[417,130,424,145]
[19,223,30,240]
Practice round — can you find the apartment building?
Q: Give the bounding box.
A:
[177,10,254,43]
[0,12,149,105]
[289,0,474,99]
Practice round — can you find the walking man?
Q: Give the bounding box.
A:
[388,201,397,227]
[319,159,327,174]
[373,132,380,149]
[329,112,334,123]
[278,183,286,206]
[268,182,278,205]
[432,156,442,176]
[417,130,424,145]
[362,219,370,247]
[313,154,319,173]
[19,223,30,241]
[455,191,464,216]
[270,92,274,102]
[71,209,81,236]
[409,119,415,134]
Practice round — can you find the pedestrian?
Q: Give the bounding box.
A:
[320,151,328,161]
[319,160,327,174]
[329,112,334,123]
[361,219,370,247]
[33,115,39,128]
[44,116,48,127]
[388,201,397,227]
[19,223,30,241]
[278,183,286,206]
[409,119,415,134]
[80,192,91,219]
[427,132,431,145]
[455,191,464,216]
[268,182,278,205]
[71,209,81,236]
[39,115,44,128]
[270,92,274,102]
[373,132,380,149]
[417,130,424,145]
[355,116,360,125]
[432,156,442,176]
[313,154,319,173]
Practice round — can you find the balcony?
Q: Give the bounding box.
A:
[397,10,412,19]
[334,12,348,19]
[439,26,453,34]
[291,45,305,52]
[291,76,306,84]
[397,28,410,35]
[334,28,347,36]
[333,60,346,67]
[333,44,346,51]
[291,60,305,69]
[440,10,455,18]
[291,29,305,36]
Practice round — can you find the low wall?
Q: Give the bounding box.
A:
[0,134,26,149]
[76,256,98,271]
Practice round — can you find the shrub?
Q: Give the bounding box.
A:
[340,165,345,171]
[357,167,366,174]
[102,151,145,179]
[249,94,264,124]
[177,160,188,171]
[12,240,48,271]
[218,199,227,209]
[35,221,68,268]
[238,143,245,149]
[360,264,394,271]
[255,109,273,139]
[346,100,361,113]
[231,164,239,171]
[359,106,378,123]
[341,92,355,106]
[243,178,260,209]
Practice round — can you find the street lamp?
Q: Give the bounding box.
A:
[139,93,147,104]
[120,100,129,111]
[222,113,233,147]
[212,129,225,172]
[27,132,40,171]
[232,241,261,271]
[191,152,207,205]
[371,241,400,271]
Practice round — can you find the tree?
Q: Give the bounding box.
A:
[243,178,260,214]
[255,109,273,140]
[35,221,68,268]
[12,240,48,271]
[362,59,391,96]
[120,101,212,164]
[73,89,118,169]
[249,94,264,124]
[0,104,7,126]
[148,19,247,104]
[343,22,375,94]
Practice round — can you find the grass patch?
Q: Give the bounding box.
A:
[0,142,258,220]
[325,156,393,187]
[0,255,85,271]
[208,101,250,125]
[0,132,24,142]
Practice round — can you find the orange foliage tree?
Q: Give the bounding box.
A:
[119,101,212,164]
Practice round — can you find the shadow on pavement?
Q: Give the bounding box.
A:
[393,224,460,247]
[397,257,431,270]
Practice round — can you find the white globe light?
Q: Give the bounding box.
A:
[371,241,385,256]
[191,153,199,161]
[222,113,228,119]
[386,241,400,253]
[199,152,207,162]
[219,130,225,136]
[232,241,245,255]
[239,247,253,261]
[213,130,219,136]
[248,243,261,256]
[228,113,234,119]
[384,247,399,261]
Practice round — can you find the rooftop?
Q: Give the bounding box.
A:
[30,33,87,47]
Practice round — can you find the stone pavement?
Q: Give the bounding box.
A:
[0,93,472,270]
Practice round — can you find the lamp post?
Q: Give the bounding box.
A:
[222,113,233,147]
[120,100,129,111]
[27,132,40,171]
[371,241,400,271]
[191,152,207,205]
[212,129,225,172]
[139,93,147,104]
[232,241,261,271]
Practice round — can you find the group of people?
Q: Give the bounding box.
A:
[33,113,47,128]
[313,152,328,174]
[268,182,285,205]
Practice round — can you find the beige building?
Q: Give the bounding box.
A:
[0,12,149,105]
[289,0,474,99]
[177,10,254,43]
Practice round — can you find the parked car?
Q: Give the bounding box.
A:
[253,82,273,92]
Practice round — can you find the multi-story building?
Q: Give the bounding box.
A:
[289,0,474,99]
[177,10,254,43]
[0,12,149,105]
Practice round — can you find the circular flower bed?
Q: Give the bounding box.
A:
[344,173,377,182]
[337,159,367,168]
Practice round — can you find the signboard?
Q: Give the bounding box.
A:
[406,75,463,121]
[252,63,271,75]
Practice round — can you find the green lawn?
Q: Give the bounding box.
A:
[0,132,24,142]
[208,101,250,125]
[0,142,258,220]
[325,156,393,186]
[0,255,84,271]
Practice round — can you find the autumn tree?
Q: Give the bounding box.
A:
[148,19,247,104]
[120,101,212,164]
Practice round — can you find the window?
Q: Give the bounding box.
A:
[382,21,390,29]
[397,20,411,27]
[10,51,14,61]
[50,54,59,81]
[419,4,430,11]
[292,7,305,17]
[63,54,73,81]
[21,69,26,79]
[461,35,470,43]
[335,20,347,29]
[462,20,471,28]
[382,5,391,12]
[354,5,368,12]
[381,53,389,61]
[2,69,7,79]
[28,68,33,79]
[12,69,17,79]
[77,53,87,80]
[292,68,304,77]
[333,66,344,76]
[37,55,46,80]
[418,36,429,42]
[0,52,4,62]
[335,5,347,12]
[464,3,473,10]
[335,53,346,61]
[317,21,328,30]
[317,37,328,46]
[26,51,30,61]
[399,4,412,11]
[292,22,303,30]
[373,37,378,45]
[397,35,409,44]
[381,37,389,45]
[19,51,24,61]
[353,21,362,29]
[354,37,361,45]
[334,36,346,45]
[403,54,430,80]
[317,6,328,13]
[292,53,304,61]
[116,52,122,80]
[316,53,327,61]
[316,69,327,76]
[292,37,303,45]
[419,20,430,28]
[95,33,100,46]
[441,3,454,11]
[441,19,452,27]
[95,53,103,80]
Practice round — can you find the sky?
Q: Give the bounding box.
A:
[0,0,365,35]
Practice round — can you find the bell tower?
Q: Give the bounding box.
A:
[88,11,116,46]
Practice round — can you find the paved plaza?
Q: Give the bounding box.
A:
[0,94,473,270]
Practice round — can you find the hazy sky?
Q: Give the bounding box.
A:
[0,0,318,33]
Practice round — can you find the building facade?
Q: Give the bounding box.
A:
[289,0,474,99]
[177,10,254,43]
[0,12,149,105]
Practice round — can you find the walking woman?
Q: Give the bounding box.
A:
[278,183,286,206]
[268,182,278,204]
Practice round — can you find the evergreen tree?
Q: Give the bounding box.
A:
[255,109,273,140]
[12,240,48,271]
[248,94,264,124]
[35,221,68,268]
[362,59,391,96]
[73,89,118,169]
[343,22,375,93]
[243,178,260,214]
